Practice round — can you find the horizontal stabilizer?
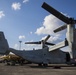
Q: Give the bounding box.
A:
[42,2,70,24]
[49,40,68,51]
[54,25,67,33]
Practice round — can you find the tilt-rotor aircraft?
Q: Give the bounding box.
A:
[0,2,76,66]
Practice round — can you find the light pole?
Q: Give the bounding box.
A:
[19,41,22,50]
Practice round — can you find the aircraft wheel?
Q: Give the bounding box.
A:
[38,64,42,66]
[19,62,24,66]
[11,63,15,66]
[43,64,48,67]
[6,62,10,65]
[74,64,76,66]
[53,66,61,69]
[10,61,15,66]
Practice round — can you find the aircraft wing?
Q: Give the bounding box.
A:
[49,40,68,51]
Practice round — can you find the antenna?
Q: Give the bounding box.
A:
[19,41,22,50]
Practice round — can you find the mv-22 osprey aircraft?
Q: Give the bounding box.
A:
[0,2,76,66]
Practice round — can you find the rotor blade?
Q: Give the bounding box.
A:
[42,2,70,24]
[45,42,55,45]
[44,35,50,42]
[25,41,41,44]
[54,24,67,33]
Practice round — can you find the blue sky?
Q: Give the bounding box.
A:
[0,0,76,51]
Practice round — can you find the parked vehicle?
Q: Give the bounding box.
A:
[2,54,25,66]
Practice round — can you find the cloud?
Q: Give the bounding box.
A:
[35,14,65,35]
[12,2,21,10]
[0,11,5,19]
[41,34,62,44]
[25,44,41,50]
[23,0,29,3]
[14,42,26,50]
[48,34,62,43]
[30,31,33,34]
[19,35,25,39]
[14,44,19,49]
[35,14,66,43]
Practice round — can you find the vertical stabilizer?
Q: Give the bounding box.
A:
[0,31,9,55]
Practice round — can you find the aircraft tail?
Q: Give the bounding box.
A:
[0,31,9,55]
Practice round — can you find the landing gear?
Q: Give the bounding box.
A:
[74,63,76,66]
[38,64,42,66]
[38,64,48,67]
[53,66,61,69]
[10,61,15,66]
[43,64,48,67]
[6,61,15,66]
